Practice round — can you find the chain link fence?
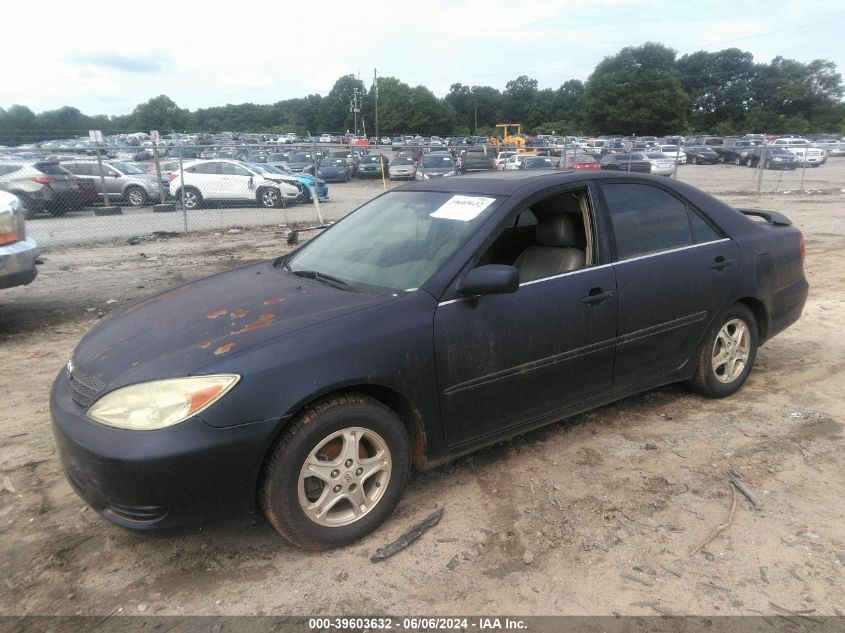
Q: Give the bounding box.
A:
[1,138,843,249]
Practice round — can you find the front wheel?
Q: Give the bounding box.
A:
[259,187,281,208]
[125,185,147,207]
[690,156,698,165]
[688,304,758,398]
[260,394,411,550]
[734,156,742,166]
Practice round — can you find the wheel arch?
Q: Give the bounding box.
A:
[260,383,428,478]
[733,297,769,344]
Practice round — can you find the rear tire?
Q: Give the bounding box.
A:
[179,187,202,210]
[733,156,742,166]
[688,304,758,398]
[259,394,411,550]
[690,156,698,165]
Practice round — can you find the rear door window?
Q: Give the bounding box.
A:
[601,183,693,259]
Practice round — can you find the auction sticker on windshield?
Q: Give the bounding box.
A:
[430,195,496,221]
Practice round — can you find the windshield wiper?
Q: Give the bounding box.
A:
[291,269,351,291]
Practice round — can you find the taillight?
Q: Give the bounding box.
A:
[0,210,17,245]
[32,176,57,185]
[168,173,178,180]
[799,235,806,260]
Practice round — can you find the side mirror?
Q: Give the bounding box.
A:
[457,265,519,297]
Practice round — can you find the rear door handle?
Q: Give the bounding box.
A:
[710,256,733,270]
[582,288,615,304]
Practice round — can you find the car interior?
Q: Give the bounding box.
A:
[476,187,594,283]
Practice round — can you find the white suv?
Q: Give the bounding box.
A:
[770,138,826,167]
[169,160,300,209]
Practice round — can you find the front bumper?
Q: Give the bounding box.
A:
[50,370,283,529]
[0,237,38,289]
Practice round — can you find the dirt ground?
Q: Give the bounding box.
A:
[1,174,844,618]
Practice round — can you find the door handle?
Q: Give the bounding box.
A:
[582,288,615,304]
[710,256,732,270]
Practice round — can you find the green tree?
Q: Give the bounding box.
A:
[318,74,367,133]
[0,105,37,145]
[678,48,756,133]
[583,42,688,135]
[131,95,192,133]
[502,75,538,124]
[748,57,843,132]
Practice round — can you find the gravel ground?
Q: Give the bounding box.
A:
[0,163,844,619]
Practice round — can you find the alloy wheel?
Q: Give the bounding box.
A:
[711,319,750,384]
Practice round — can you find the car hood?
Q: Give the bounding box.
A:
[71,261,387,390]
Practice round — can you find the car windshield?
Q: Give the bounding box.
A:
[646,153,666,159]
[324,159,346,167]
[572,156,597,163]
[269,154,288,161]
[361,156,380,164]
[392,157,414,165]
[291,154,311,161]
[109,161,144,174]
[422,156,453,168]
[286,191,501,295]
[250,163,284,174]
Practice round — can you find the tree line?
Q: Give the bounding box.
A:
[1,43,843,145]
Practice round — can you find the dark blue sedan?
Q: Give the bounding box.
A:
[52,171,807,550]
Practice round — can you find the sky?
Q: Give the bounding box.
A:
[3,0,845,116]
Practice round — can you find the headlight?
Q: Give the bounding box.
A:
[443,171,455,177]
[0,208,18,246]
[86,374,240,430]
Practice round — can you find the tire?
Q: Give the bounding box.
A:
[179,187,202,210]
[292,184,309,205]
[733,156,742,166]
[688,304,758,398]
[124,185,147,207]
[690,156,698,165]
[764,160,771,170]
[258,187,281,208]
[260,394,411,550]
[746,156,755,167]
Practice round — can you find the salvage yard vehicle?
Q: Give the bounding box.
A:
[387,155,417,180]
[599,152,652,173]
[770,138,825,167]
[0,160,81,217]
[52,171,808,550]
[0,191,38,289]
[683,146,720,165]
[168,159,302,209]
[744,146,799,170]
[61,160,165,207]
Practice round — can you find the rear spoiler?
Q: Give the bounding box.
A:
[737,208,792,226]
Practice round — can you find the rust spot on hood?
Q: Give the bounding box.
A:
[199,341,211,349]
[230,309,249,318]
[207,309,228,319]
[214,342,236,355]
[232,312,277,335]
[126,285,193,313]
[263,297,285,306]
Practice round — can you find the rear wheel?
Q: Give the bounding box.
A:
[179,187,202,210]
[260,394,411,550]
[733,156,743,166]
[746,156,754,167]
[764,160,771,169]
[688,304,758,398]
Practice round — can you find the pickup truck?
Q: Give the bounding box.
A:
[770,138,826,167]
[0,191,39,290]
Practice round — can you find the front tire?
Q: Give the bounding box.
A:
[690,156,698,165]
[125,185,147,207]
[259,187,281,208]
[260,394,411,550]
[688,304,758,398]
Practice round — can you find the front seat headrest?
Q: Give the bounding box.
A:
[535,214,577,248]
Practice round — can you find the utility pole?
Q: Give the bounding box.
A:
[350,89,361,137]
[374,68,379,147]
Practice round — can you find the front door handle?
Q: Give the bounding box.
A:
[582,288,615,304]
[710,256,733,270]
